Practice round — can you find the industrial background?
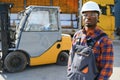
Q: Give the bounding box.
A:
[0,0,79,13]
[0,0,114,13]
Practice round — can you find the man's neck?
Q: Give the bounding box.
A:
[84,26,96,35]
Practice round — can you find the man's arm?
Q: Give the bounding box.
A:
[98,38,114,80]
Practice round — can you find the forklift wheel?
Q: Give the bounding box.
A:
[56,52,68,66]
[4,51,27,73]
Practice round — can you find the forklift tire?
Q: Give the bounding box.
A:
[56,52,68,66]
[4,51,27,73]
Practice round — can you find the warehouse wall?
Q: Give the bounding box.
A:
[0,0,78,13]
[0,0,114,13]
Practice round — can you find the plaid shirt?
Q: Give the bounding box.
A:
[69,27,114,80]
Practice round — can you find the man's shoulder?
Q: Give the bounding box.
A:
[99,33,113,44]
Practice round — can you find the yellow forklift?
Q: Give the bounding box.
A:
[0,3,72,73]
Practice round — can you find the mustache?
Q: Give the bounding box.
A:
[85,24,93,27]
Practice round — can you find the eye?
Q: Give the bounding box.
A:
[82,13,98,17]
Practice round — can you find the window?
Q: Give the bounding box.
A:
[24,7,59,31]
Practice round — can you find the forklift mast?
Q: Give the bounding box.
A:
[0,3,13,61]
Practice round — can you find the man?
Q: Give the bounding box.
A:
[67,1,114,80]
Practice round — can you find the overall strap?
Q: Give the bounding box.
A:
[94,33,107,42]
[87,33,107,48]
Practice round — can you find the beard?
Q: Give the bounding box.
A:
[85,23,93,28]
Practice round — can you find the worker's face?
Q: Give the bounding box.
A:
[82,11,99,28]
